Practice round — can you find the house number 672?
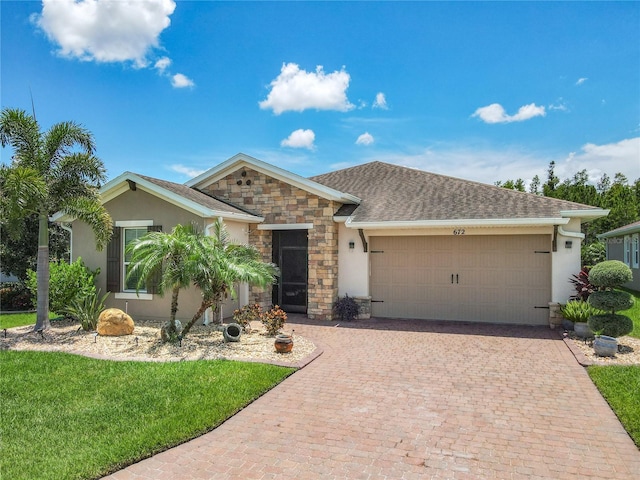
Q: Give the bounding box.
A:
[453,229,466,235]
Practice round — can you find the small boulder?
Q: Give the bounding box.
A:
[97,308,135,336]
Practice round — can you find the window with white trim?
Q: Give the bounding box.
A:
[106,221,160,298]
[623,235,631,266]
[123,227,149,291]
[633,233,639,269]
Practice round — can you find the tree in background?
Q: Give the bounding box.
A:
[0,108,112,331]
[496,161,640,265]
[1,214,69,282]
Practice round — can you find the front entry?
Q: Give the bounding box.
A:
[272,230,308,313]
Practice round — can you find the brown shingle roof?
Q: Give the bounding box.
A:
[137,174,259,217]
[310,161,598,223]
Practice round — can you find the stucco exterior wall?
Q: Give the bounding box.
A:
[72,188,245,322]
[337,222,369,297]
[552,219,583,303]
[203,167,340,319]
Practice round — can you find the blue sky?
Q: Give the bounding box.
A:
[2,1,639,188]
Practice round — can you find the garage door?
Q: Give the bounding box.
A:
[370,235,551,324]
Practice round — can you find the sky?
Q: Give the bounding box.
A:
[1,0,639,189]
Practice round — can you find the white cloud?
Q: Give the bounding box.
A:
[548,98,568,112]
[472,103,546,124]
[576,77,588,86]
[154,56,171,73]
[281,129,316,149]
[356,132,375,146]
[33,0,176,68]
[259,63,354,114]
[356,137,639,189]
[562,137,640,182]
[372,92,388,110]
[171,73,195,88]
[169,164,206,178]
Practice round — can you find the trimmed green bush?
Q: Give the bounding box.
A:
[588,314,634,338]
[589,260,633,288]
[589,290,634,313]
[561,299,601,323]
[25,258,99,314]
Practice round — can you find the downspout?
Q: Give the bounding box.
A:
[557,226,585,239]
[60,223,73,262]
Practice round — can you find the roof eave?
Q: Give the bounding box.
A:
[560,208,609,220]
[185,153,361,204]
[598,224,640,239]
[345,217,571,229]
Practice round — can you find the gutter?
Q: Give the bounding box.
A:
[344,217,571,229]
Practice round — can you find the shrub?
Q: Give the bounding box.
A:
[569,267,596,301]
[589,290,634,313]
[261,305,287,336]
[0,282,33,311]
[233,303,263,332]
[561,300,602,323]
[333,294,360,322]
[586,260,634,339]
[581,241,606,268]
[588,314,634,338]
[588,260,633,288]
[25,258,99,314]
[62,290,110,331]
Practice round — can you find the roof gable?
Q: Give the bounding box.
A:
[52,172,263,223]
[186,153,361,204]
[311,161,608,227]
[599,220,640,238]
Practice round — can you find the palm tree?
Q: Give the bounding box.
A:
[181,219,278,337]
[126,224,201,339]
[0,108,112,331]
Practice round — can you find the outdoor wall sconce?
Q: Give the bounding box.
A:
[349,240,355,249]
[565,241,573,249]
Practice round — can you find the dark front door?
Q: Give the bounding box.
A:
[272,230,308,313]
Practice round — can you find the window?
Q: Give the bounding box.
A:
[633,233,639,269]
[624,235,631,266]
[123,228,148,291]
[107,221,161,299]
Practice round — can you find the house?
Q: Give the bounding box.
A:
[598,221,640,291]
[54,153,609,326]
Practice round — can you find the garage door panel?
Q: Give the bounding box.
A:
[370,235,551,325]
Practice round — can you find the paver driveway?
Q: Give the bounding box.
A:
[105,317,640,480]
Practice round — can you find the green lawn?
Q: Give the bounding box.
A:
[586,289,640,449]
[0,351,295,480]
[0,311,58,329]
[620,288,640,338]
[588,365,640,448]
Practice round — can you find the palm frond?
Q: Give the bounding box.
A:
[0,109,41,166]
[62,197,113,250]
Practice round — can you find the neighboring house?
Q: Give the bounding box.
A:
[599,221,640,291]
[53,153,608,326]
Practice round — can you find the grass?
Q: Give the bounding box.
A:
[0,351,295,480]
[0,311,58,329]
[619,288,640,338]
[588,365,640,448]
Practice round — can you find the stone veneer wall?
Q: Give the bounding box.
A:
[203,167,340,320]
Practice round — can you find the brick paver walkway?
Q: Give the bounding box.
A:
[105,317,640,479]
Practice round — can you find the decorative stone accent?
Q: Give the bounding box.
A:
[97,308,135,336]
[354,296,372,319]
[548,302,563,329]
[204,167,340,320]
